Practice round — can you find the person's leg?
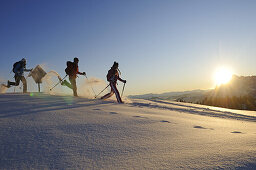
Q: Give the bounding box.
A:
[70,78,77,96]
[101,91,114,100]
[8,75,21,86]
[20,76,27,93]
[62,79,73,89]
[110,83,123,103]
[101,85,114,100]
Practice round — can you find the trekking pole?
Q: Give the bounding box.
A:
[121,82,126,98]
[94,84,110,99]
[50,75,67,91]
[84,74,97,98]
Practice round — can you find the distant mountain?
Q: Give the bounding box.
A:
[129,89,210,103]
[129,75,256,111]
[211,75,256,97]
[201,75,256,110]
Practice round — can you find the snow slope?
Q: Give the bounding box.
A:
[0,93,255,169]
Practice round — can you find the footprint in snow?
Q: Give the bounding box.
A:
[231,131,243,134]
[93,108,101,111]
[109,112,118,114]
[160,120,171,123]
[194,126,207,129]
[133,116,148,119]
[193,126,214,130]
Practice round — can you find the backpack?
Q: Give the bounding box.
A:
[107,69,116,82]
[12,61,22,73]
[65,61,75,76]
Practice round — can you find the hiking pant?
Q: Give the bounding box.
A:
[9,75,27,93]
[62,77,77,96]
[101,82,123,103]
[70,77,77,96]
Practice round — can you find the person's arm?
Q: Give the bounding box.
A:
[77,66,86,75]
[24,68,32,72]
[23,64,32,72]
[117,76,126,83]
[77,71,86,75]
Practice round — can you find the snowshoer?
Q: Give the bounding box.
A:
[7,58,32,93]
[101,61,126,103]
[61,57,86,96]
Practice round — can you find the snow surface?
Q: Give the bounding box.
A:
[0,93,255,169]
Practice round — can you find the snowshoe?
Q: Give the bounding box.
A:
[61,80,68,86]
[1,81,10,88]
[7,81,11,88]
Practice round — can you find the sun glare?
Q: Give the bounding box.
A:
[214,67,233,86]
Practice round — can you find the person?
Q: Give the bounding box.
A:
[61,57,86,97]
[101,61,126,103]
[7,58,32,93]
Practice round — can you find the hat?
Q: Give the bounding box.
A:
[112,61,118,68]
[21,58,26,64]
[74,57,79,62]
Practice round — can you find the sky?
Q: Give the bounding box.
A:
[1,0,256,95]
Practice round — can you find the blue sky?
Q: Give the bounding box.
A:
[1,0,256,95]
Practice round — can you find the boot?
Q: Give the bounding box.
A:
[7,81,11,88]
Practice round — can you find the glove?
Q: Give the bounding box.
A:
[82,72,86,75]
[123,80,127,83]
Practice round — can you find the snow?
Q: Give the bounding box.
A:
[0,93,255,169]
[0,85,8,94]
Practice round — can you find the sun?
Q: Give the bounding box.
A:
[214,67,233,86]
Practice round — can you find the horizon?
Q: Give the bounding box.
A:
[1,0,256,95]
